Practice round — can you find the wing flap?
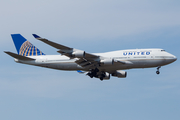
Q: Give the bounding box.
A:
[75,58,99,68]
[115,60,133,64]
[4,51,35,60]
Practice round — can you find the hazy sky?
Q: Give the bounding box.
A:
[0,0,180,120]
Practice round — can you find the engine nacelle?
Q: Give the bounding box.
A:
[98,72,110,80]
[72,50,85,58]
[100,59,114,65]
[112,70,127,78]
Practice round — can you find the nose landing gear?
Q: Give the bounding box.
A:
[156,66,161,74]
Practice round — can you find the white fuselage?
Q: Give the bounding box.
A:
[15,48,177,73]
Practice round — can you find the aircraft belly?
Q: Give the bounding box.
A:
[39,62,81,70]
[98,58,168,72]
[129,59,167,68]
[56,62,81,70]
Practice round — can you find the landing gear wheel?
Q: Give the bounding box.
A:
[87,73,93,78]
[156,66,161,75]
[90,75,93,78]
[100,77,103,81]
[156,71,160,74]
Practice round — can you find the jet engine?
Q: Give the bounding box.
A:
[72,50,85,58]
[112,70,127,78]
[100,59,114,65]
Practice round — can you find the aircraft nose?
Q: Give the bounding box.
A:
[174,56,177,61]
[166,53,177,63]
[171,55,177,62]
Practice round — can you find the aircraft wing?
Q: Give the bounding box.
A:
[32,34,72,50]
[33,34,100,68]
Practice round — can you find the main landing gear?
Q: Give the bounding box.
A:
[87,68,99,78]
[87,68,105,81]
[99,72,106,81]
[156,66,161,74]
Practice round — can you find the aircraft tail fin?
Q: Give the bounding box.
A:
[11,34,45,56]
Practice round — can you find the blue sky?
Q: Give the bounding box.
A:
[0,0,180,120]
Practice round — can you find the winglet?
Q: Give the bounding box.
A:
[32,34,41,39]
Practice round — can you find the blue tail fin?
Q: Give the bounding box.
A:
[11,34,45,56]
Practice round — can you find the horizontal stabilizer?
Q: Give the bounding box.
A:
[4,51,35,60]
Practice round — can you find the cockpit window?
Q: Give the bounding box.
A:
[161,50,165,52]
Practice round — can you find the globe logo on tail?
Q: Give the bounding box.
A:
[19,41,45,56]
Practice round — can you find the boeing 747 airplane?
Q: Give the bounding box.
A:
[5,34,177,80]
